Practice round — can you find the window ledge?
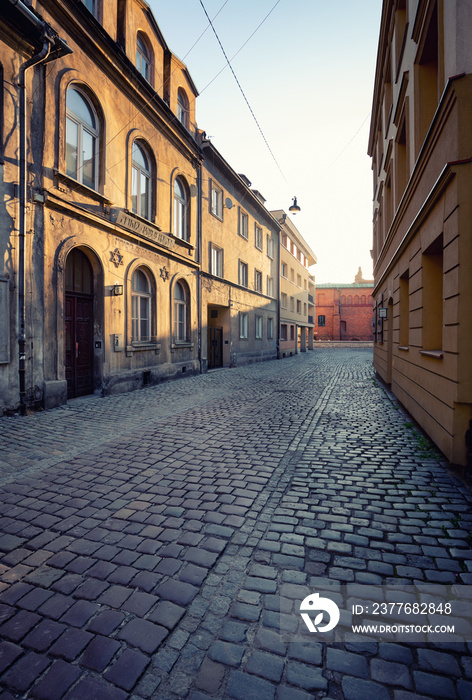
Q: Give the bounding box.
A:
[171,342,194,350]
[398,345,409,352]
[419,349,443,359]
[126,342,161,356]
[53,170,113,204]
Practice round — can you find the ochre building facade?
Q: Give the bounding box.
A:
[368,0,472,465]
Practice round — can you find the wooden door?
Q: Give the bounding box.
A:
[65,293,94,398]
[208,327,223,369]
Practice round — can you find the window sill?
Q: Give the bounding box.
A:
[398,346,409,352]
[53,170,113,204]
[419,350,443,359]
[210,211,223,222]
[126,342,161,357]
[171,342,194,350]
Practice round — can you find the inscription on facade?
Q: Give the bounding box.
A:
[114,210,175,251]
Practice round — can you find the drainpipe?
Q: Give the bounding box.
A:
[18,37,51,414]
[196,163,203,373]
[13,0,72,413]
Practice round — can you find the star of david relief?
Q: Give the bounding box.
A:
[110,248,124,267]
[160,267,169,281]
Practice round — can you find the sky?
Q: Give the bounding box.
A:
[149,0,382,284]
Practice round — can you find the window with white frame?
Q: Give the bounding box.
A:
[254,269,262,293]
[281,293,287,308]
[239,261,248,287]
[281,262,288,278]
[210,244,223,278]
[240,312,248,339]
[136,33,151,82]
[131,268,152,342]
[174,177,189,241]
[239,209,248,239]
[267,317,274,339]
[177,88,189,129]
[131,141,151,220]
[255,225,263,250]
[267,276,273,297]
[255,316,263,339]
[211,182,223,219]
[174,280,189,342]
[267,235,274,259]
[66,86,99,190]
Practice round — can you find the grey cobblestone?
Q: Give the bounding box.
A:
[0,350,470,699]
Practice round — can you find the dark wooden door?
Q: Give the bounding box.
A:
[65,293,94,397]
[208,327,223,369]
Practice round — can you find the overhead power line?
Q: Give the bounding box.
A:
[198,0,287,183]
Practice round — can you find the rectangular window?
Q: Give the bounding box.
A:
[255,225,263,250]
[290,325,295,341]
[297,300,302,314]
[240,312,248,339]
[267,235,274,259]
[280,324,287,341]
[318,315,326,327]
[290,297,294,312]
[297,274,302,288]
[303,302,307,316]
[267,276,273,298]
[239,260,248,287]
[281,293,287,309]
[290,269,294,283]
[211,244,223,278]
[399,271,409,347]
[255,315,263,339]
[281,234,288,248]
[281,262,288,278]
[422,236,443,350]
[254,269,262,293]
[268,317,274,339]
[239,209,248,239]
[211,182,223,219]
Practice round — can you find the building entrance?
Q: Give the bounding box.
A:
[208,327,223,369]
[65,249,94,398]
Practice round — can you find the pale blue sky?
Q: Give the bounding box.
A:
[149,0,382,283]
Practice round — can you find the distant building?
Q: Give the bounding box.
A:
[315,269,374,341]
[271,212,317,357]
[368,0,472,465]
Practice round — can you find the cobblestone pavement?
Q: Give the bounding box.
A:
[0,348,471,700]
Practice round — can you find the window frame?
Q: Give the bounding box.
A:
[177,88,190,129]
[210,244,224,278]
[136,32,152,83]
[255,224,263,250]
[318,315,326,327]
[131,140,152,220]
[210,181,223,220]
[254,269,262,293]
[65,85,100,191]
[255,315,263,339]
[239,312,249,339]
[131,267,153,344]
[239,260,248,288]
[238,208,249,239]
[173,176,190,241]
[173,279,190,344]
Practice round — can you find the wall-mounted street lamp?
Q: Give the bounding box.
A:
[289,196,301,214]
[113,284,124,296]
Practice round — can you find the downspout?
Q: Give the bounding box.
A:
[18,33,51,413]
[196,163,203,373]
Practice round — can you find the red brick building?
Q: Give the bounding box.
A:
[315,269,374,342]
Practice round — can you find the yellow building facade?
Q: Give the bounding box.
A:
[271,212,316,357]
[200,142,280,369]
[368,0,472,465]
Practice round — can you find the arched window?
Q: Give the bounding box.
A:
[174,177,189,241]
[131,268,152,342]
[177,88,189,129]
[174,280,189,342]
[131,141,151,220]
[341,295,346,305]
[136,33,151,82]
[66,86,99,190]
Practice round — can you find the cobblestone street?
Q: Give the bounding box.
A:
[0,348,471,700]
